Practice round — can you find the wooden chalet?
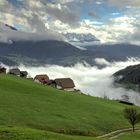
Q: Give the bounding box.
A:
[53,78,75,91]
[34,74,49,84]
[9,68,21,76]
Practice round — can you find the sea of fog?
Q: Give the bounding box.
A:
[4,57,140,106]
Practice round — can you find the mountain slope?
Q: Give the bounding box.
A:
[0,40,96,66]
[85,44,140,61]
[0,74,138,136]
[114,64,140,85]
[0,23,96,66]
[1,23,140,66]
[1,41,140,66]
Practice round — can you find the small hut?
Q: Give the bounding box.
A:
[34,74,49,84]
[54,78,75,91]
[9,68,20,76]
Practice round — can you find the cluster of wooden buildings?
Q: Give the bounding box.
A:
[34,74,75,91]
[0,66,76,92]
[0,67,28,77]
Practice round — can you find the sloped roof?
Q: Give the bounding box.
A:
[9,68,20,75]
[34,74,49,83]
[54,78,75,89]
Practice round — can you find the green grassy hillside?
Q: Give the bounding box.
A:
[0,74,139,138]
[114,132,140,140]
[0,126,140,140]
[0,126,97,140]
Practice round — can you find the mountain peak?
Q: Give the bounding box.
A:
[63,33,100,43]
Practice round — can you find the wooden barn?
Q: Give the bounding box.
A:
[53,78,75,91]
[34,75,49,84]
[9,68,21,76]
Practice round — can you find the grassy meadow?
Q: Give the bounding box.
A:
[0,74,139,139]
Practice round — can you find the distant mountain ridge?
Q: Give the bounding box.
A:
[85,43,140,61]
[0,23,140,66]
[63,33,100,43]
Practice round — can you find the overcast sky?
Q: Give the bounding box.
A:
[0,0,140,43]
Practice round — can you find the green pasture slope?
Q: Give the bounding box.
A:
[0,74,139,140]
[0,126,97,140]
[114,132,140,140]
[0,126,140,140]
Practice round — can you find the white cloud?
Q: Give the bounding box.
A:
[0,0,81,33]
[0,22,64,43]
[58,16,137,43]
[96,1,103,5]
[18,57,140,106]
[0,0,140,44]
[0,0,8,6]
[108,0,140,8]
[94,58,110,66]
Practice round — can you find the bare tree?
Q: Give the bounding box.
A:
[124,108,140,132]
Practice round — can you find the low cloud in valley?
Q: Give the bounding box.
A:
[15,57,140,106]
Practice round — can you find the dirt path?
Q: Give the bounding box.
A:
[97,128,140,139]
[109,133,124,139]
